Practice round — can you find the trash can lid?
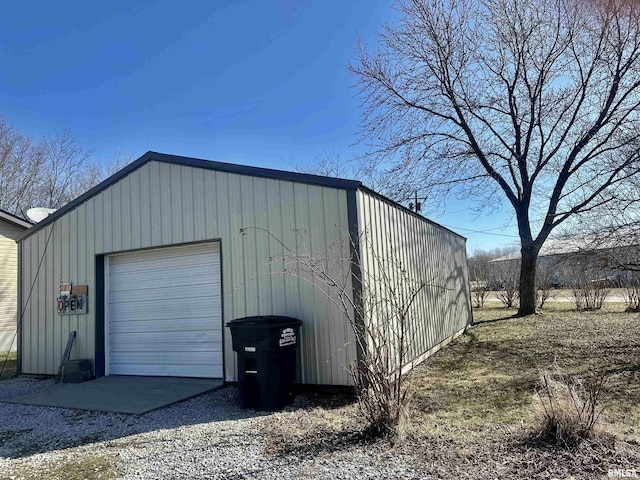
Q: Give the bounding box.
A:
[227,315,302,328]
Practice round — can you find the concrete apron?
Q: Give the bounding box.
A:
[5,376,224,415]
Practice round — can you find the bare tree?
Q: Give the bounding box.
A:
[0,117,129,218]
[0,117,47,215]
[294,152,358,179]
[102,147,135,177]
[350,0,640,315]
[295,151,402,199]
[35,132,101,211]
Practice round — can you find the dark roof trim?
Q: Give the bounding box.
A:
[0,209,32,230]
[19,151,363,241]
[357,185,467,241]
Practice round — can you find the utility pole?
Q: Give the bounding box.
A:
[409,191,422,213]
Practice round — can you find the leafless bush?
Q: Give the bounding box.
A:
[536,288,552,311]
[242,226,435,439]
[570,279,610,311]
[618,273,640,312]
[535,263,556,311]
[472,284,489,309]
[488,260,520,308]
[533,372,606,448]
[559,260,610,310]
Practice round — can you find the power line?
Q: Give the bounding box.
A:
[439,223,520,238]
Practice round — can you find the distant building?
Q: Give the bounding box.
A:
[490,229,640,286]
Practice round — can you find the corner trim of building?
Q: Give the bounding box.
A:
[218,240,227,383]
[346,188,365,372]
[94,255,105,378]
[399,326,467,376]
[16,241,22,375]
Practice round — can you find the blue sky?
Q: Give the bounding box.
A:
[0,0,520,251]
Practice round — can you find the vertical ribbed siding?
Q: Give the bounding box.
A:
[19,161,356,385]
[356,190,472,370]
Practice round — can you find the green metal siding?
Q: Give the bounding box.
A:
[356,190,472,371]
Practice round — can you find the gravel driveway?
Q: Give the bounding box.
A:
[0,378,425,479]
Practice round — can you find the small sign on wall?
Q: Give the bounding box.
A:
[57,282,88,315]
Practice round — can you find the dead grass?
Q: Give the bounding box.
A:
[261,388,374,456]
[260,301,640,478]
[3,455,117,480]
[412,302,640,441]
[0,351,17,380]
[532,371,607,447]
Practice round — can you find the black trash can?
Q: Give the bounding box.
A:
[227,316,302,411]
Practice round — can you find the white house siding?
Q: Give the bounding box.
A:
[19,160,356,385]
[356,189,472,371]
[0,220,25,352]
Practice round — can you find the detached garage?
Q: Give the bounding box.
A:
[17,152,472,385]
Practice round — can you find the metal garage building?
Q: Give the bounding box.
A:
[17,152,472,385]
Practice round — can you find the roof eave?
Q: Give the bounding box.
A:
[0,210,32,230]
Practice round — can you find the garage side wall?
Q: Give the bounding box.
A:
[19,160,356,385]
[356,190,472,371]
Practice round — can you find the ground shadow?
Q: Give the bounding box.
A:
[471,313,519,326]
[269,427,380,458]
[606,363,640,375]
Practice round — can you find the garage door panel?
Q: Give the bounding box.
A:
[109,297,221,319]
[110,351,219,365]
[109,285,221,303]
[109,363,222,377]
[110,341,222,353]
[110,251,218,271]
[109,262,220,282]
[109,242,218,262]
[109,270,221,292]
[107,242,222,378]
[109,317,221,334]
[110,331,220,347]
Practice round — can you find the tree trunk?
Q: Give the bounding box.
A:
[518,244,538,316]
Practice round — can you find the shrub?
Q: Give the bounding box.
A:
[497,282,519,308]
[618,273,640,312]
[536,287,553,311]
[570,280,610,311]
[472,284,489,309]
[535,263,556,311]
[533,372,606,448]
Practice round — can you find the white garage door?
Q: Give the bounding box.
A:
[107,242,222,378]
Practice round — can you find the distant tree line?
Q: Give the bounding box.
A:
[0,116,132,219]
